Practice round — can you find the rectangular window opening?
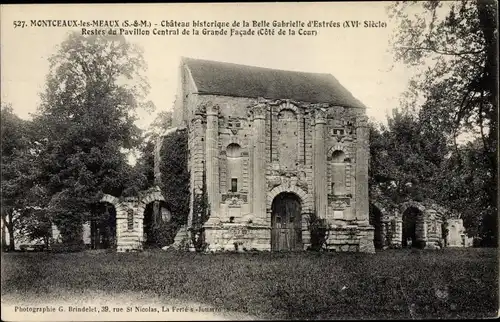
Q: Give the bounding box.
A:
[127,210,134,231]
[231,178,238,192]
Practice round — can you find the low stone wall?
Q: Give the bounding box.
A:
[325,223,375,253]
[204,223,272,251]
[200,221,375,253]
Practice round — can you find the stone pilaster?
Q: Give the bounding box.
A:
[394,218,403,247]
[416,219,428,242]
[313,107,328,219]
[188,115,205,228]
[205,103,220,220]
[355,115,369,221]
[248,125,254,214]
[252,103,267,221]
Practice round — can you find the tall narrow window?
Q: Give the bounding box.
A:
[226,143,242,192]
[231,178,238,192]
[331,150,346,195]
[277,109,298,171]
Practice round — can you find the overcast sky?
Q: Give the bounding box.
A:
[1,3,417,130]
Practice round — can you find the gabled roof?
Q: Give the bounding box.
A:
[182,57,366,109]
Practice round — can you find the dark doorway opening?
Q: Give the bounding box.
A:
[143,201,172,249]
[369,204,384,250]
[271,192,302,251]
[91,203,117,250]
[402,206,423,248]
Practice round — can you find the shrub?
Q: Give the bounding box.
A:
[190,163,210,253]
[414,240,427,249]
[190,226,209,252]
[50,240,85,253]
[307,214,329,251]
[159,129,190,230]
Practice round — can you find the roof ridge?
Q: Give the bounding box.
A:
[182,57,366,108]
[182,56,333,77]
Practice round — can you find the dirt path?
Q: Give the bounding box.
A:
[2,290,258,321]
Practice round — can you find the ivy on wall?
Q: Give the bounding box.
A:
[156,129,190,245]
[191,164,210,252]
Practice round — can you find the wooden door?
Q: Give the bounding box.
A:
[271,193,302,251]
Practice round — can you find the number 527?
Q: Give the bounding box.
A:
[13,21,26,28]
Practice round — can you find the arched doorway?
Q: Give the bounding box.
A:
[91,202,117,250]
[402,206,424,248]
[271,192,302,251]
[369,204,384,250]
[142,201,172,249]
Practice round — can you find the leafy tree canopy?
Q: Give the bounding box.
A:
[379,1,497,244]
[33,33,154,242]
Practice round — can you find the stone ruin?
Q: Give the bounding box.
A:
[369,199,473,250]
[50,58,474,252]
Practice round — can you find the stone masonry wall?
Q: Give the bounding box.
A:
[100,187,165,252]
[181,94,374,252]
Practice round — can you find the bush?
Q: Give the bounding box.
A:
[50,241,85,253]
[148,221,175,248]
[414,240,427,249]
[308,215,329,251]
[159,129,190,229]
[190,226,208,252]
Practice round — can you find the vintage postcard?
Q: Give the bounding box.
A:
[1,2,498,321]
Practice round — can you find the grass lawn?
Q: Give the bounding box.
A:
[1,248,498,320]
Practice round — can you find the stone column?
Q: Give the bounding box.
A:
[205,103,220,220]
[313,108,328,219]
[394,218,403,247]
[252,103,267,220]
[355,115,369,221]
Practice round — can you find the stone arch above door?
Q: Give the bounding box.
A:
[275,101,300,115]
[100,194,127,218]
[267,185,309,211]
[223,136,245,149]
[399,201,426,216]
[136,186,166,219]
[327,144,351,159]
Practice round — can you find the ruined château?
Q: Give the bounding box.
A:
[171,57,375,252]
[47,58,470,252]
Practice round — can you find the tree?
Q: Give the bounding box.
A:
[16,207,52,247]
[369,109,493,239]
[158,128,189,229]
[146,111,173,139]
[135,110,174,187]
[1,104,44,250]
[369,109,449,205]
[388,1,498,245]
[35,32,153,245]
[137,126,190,248]
[437,139,495,240]
[129,110,190,248]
